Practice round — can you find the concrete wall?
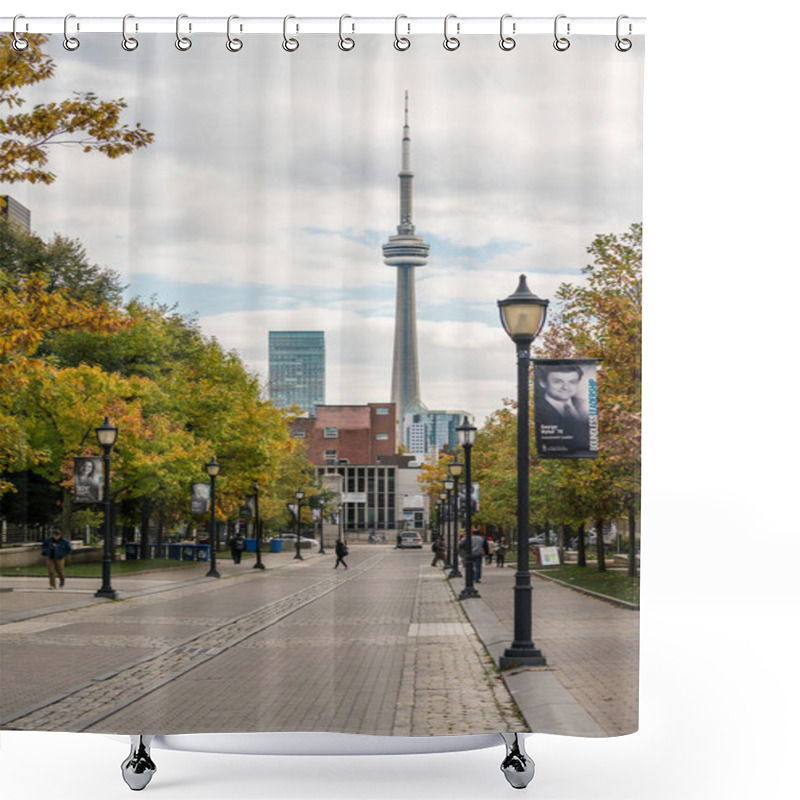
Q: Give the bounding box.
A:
[0,543,103,569]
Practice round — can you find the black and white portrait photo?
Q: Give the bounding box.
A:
[190,482,210,515]
[533,360,599,458]
[73,457,102,503]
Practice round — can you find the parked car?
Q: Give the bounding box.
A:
[270,534,318,549]
[398,532,423,549]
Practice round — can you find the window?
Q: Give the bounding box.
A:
[324,449,337,463]
[376,433,389,440]
[375,407,389,415]
[324,427,339,438]
[291,430,306,438]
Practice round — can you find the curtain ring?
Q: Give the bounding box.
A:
[12,15,28,51]
[226,15,243,51]
[122,14,138,51]
[175,14,192,51]
[615,15,633,51]
[63,14,80,51]
[443,14,460,51]
[283,15,299,51]
[553,14,571,51]
[338,14,355,51]
[499,14,515,51]
[394,15,410,51]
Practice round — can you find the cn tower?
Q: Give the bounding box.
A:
[382,92,430,417]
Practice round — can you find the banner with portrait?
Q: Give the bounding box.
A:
[240,495,256,519]
[73,457,102,503]
[190,482,210,515]
[533,359,599,459]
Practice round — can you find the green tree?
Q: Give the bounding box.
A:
[1,34,153,184]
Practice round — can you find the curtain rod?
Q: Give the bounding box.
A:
[1,16,645,37]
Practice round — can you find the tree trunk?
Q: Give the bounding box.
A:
[60,486,71,537]
[628,504,638,578]
[156,505,165,556]
[139,499,152,561]
[577,522,586,567]
[596,517,606,572]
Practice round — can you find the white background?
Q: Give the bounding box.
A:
[2,2,798,799]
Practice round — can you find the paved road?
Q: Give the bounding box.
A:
[0,546,519,736]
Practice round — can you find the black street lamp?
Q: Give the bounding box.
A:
[252,483,265,570]
[439,490,448,567]
[294,489,304,560]
[317,501,327,554]
[205,457,221,578]
[447,462,463,579]
[94,417,118,599]
[444,478,454,570]
[498,274,548,668]
[458,417,480,600]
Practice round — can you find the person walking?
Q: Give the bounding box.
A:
[495,536,509,568]
[334,538,349,569]
[431,537,446,567]
[230,531,245,564]
[471,532,486,583]
[486,535,494,565]
[41,531,73,589]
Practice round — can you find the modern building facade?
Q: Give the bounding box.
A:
[290,403,396,465]
[382,92,430,420]
[268,331,325,414]
[0,196,31,231]
[402,408,476,462]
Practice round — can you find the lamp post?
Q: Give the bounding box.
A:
[252,483,265,570]
[439,490,448,567]
[457,417,480,600]
[94,417,118,599]
[447,462,463,579]
[444,478,454,570]
[294,489,304,560]
[205,457,221,578]
[498,274,548,668]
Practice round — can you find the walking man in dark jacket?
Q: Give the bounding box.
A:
[334,539,349,569]
[42,531,73,589]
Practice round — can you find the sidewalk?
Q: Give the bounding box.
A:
[448,561,639,737]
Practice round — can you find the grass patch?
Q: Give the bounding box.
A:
[534,564,639,605]
[3,558,201,578]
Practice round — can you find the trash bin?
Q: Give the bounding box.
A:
[269,538,283,553]
[168,543,182,560]
[195,544,210,561]
[181,545,196,561]
[125,543,140,560]
[244,538,257,553]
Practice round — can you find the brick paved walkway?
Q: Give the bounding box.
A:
[471,563,639,736]
[1,547,521,737]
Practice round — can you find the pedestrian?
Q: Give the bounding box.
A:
[230,532,245,564]
[496,536,508,568]
[431,537,446,567]
[368,527,376,543]
[470,532,485,583]
[486,535,494,565]
[334,538,349,569]
[41,531,73,589]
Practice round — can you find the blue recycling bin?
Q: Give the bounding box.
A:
[168,543,182,560]
[195,544,210,561]
[181,545,196,561]
[125,543,140,560]
[269,538,283,553]
[244,538,257,553]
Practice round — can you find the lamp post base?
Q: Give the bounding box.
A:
[499,647,546,670]
[252,561,266,570]
[205,568,220,578]
[459,585,481,600]
[94,588,117,600]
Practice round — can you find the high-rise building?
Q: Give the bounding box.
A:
[382,92,429,419]
[0,196,31,231]
[268,331,325,414]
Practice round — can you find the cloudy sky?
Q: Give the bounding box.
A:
[11,32,643,425]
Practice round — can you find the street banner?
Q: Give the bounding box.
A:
[459,482,480,514]
[286,502,298,519]
[190,482,210,515]
[74,457,102,503]
[240,494,256,519]
[533,359,599,459]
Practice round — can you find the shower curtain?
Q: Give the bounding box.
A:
[1,22,643,745]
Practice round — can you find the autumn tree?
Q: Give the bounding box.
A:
[1,35,153,184]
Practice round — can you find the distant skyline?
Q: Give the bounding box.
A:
[6,33,643,425]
